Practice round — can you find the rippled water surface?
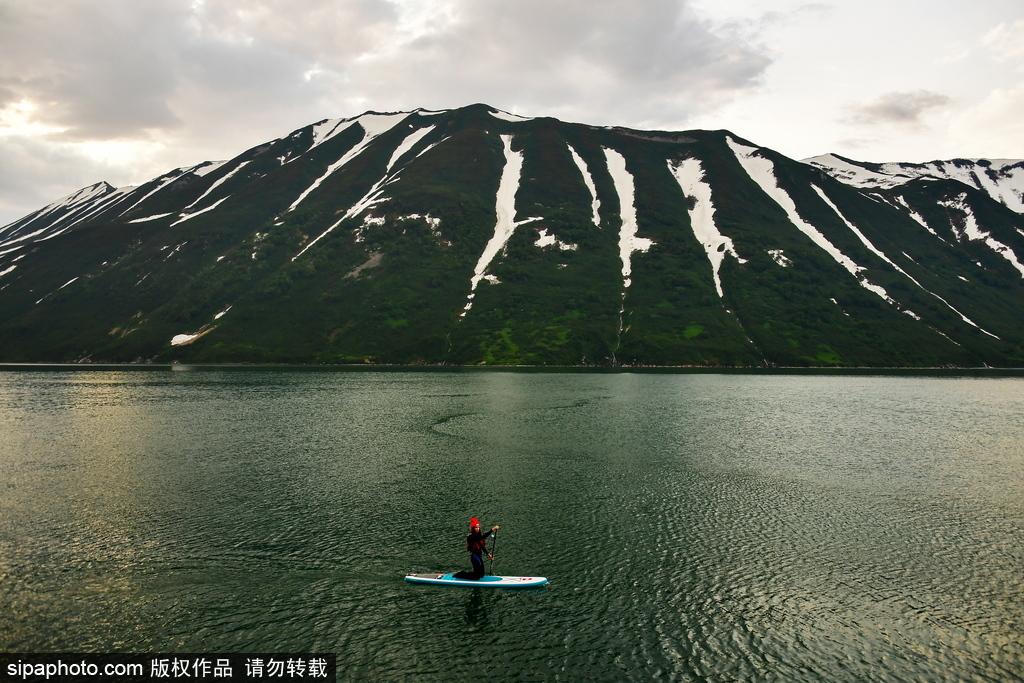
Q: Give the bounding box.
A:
[1,370,1022,681]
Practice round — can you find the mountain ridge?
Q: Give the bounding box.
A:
[803,153,1024,213]
[1,104,1022,366]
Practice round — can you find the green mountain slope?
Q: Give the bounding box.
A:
[1,104,1021,366]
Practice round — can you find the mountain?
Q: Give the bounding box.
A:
[1,104,1022,366]
[803,153,1024,213]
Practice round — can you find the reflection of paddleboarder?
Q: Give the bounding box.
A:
[465,589,488,626]
[453,517,499,580]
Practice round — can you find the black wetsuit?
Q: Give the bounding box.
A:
[454,529,493,580]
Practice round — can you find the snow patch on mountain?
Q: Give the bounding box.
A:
[170,329,213,347]
[668,157,746,298]
[353,215,385,243]
[185,161,251,210]
[604,146,655,359]
[386,125,436,170]
[59,183,110,206]
[2,182,113,239]
[603,148,653,288]
[806,154,1024,213]
[45,183,111,216]
[939,193,1024,277]
[0,224,49,248]
[398,213,440,228]
[729,138,908,314]
[189,160,228,178]
[804,154,914,188]
[0,184,120,246]
[872,193,902,210]
[812,185,908,276]
[767,249,791,267]
[293,124,436,260]
[300,111,419,158]
[414,136,450,160]
[829,297,849,316]
[287,112,411,213]
[812,184,992,335]
[128,213,174,224]
[535,228,577,251]
[566,143,601,228]
[163,241,188,260]
[51,186,135,236]
[44,183,112,217]
[34,276,80,305]
[489,109,533,123]
[172,195,231,226]
[118,170,188,217]
[306,118,350,154]
[31,201,101,236]
[894,195,943,240]
[462,134,538,317]
[911,159,1024,213]
[0,217,26,238]
[345,125,437,220]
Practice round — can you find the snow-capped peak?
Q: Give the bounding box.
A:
[805,153,1024,213]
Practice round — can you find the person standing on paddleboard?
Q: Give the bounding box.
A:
[454,517,499,580]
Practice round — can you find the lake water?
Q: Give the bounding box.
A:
[1,370,1022,681]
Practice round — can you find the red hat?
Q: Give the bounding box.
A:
[469,517,480,527]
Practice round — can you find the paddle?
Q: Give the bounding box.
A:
[489,528,498,575]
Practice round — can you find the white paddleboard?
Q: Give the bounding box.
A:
[405,572,548,588]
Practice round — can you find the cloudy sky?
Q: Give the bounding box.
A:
[1,0,1021,224]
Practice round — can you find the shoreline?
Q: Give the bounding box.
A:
[1,362,1023,377]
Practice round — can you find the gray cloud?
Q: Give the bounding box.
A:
[0,1,403,143]
[725,3,833,39]
[847,90,952,126]
[0,0,772,223]
[0,137,136,225]
[348,0,772,127]
[836,137,879,151]
[0,3,185,138]
[983,19,1024,61]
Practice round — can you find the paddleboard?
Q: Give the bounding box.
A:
[405,572,548,588]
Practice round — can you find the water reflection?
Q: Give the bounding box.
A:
[464,590,488,627]
[0,370,1021,680]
